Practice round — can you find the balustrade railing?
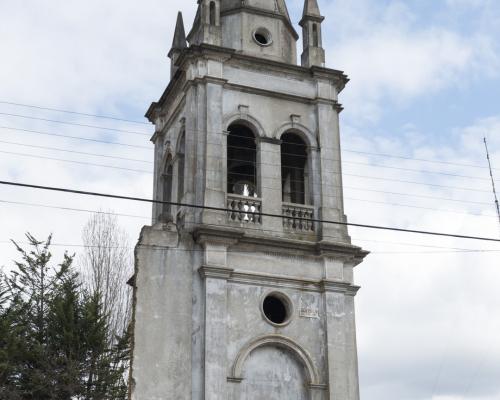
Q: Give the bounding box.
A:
[282,203,315,232]
[227,194,262,224]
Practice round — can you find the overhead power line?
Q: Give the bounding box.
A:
[0,125,151,149]
[1,180,499,243]
[1,125,493,206]
[0,112,151,136]
[0,151,151,174]
[1,147,493,194]
[2,198,498,251]
[0,100,150,125]
[483,136,500,229]
[0,139,152,164]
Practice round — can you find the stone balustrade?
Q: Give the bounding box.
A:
[227,194,262,224]
[282,203,315,232]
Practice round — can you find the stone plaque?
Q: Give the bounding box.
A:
[299,294,319,319]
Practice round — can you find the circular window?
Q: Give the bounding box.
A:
[261,292,293,326]
[253,28,272,46]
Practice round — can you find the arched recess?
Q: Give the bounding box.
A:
[176,130,185,203]
[159,152,174,221]
[227,122,259,197]
[281,132,309,205]
[229,334,320,385]
[209,1,216,26]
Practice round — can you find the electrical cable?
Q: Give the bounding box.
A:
[1,179,499,243]
[0,125,151,149]
[0,100,149,125]
[2,198,498,252]
[1,147,493,194]
[0,139,152,164]
[0,100,496,173]
[0,150,152,174]
[0,112,151,136]
[1,149,496,219]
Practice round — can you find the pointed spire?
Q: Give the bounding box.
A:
[168,12,187,79]
[276,0,293,25]
[302,0,322,19]
[171,12,187,52]
[300,0,325,67]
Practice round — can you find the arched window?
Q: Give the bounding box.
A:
[209,1,216,26]
[312,24,319,47]
[162,158,173,220]
[227,124,258,197]
[281,133,308,205]
[177,132,185,203]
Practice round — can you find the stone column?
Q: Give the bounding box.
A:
[198,235,236,400]
[258,137,283,233]
[202,75,228,226]
[131,224,193,400]
[345,289,361,400]
[322,284,348,400]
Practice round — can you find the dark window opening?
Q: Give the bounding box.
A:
[255,33,267,45]
[253,28,271,46]
[227,124,258,197]
[263,294,288,325]
[162,162,173,220]
[209,1,216,26]
[177,132,185,202]
[281,133,308,204]
[312,24,319,47]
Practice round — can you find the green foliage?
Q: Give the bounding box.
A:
[0,234,130,400]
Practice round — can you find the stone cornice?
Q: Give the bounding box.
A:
[320,280,360,295]
[257,136,282,145]
[191,224,367,262]
[225,82,341,108]
[146,44,349,121]
[193,226,245,246]
[199,265,234,280]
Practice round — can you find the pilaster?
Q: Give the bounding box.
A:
[258,137,283,232]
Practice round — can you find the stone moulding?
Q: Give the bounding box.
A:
[228,334,322,386]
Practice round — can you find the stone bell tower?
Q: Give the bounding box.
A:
[130,0,368,399]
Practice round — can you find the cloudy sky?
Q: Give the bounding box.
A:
[1,0,499,399]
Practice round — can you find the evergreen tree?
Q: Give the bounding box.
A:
[0,234,130,400]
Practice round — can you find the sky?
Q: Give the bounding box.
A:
[0,0,499,399]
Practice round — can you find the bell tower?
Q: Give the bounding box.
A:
[130,1,368,399]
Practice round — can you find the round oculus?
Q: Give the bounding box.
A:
[261,292,293,326]
[253,28,272,46]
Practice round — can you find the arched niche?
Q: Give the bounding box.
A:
[229,334,320,385]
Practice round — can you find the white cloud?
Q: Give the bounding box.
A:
[322,0,500,124]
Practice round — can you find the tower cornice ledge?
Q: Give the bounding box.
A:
[145,44,349,122]
[192,225,368,262]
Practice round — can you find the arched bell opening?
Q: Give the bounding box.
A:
[176,131,185,203]
[227,124,258,198]
[281,132,309,205]
[209,1,216,26]
[161,156,174,222]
